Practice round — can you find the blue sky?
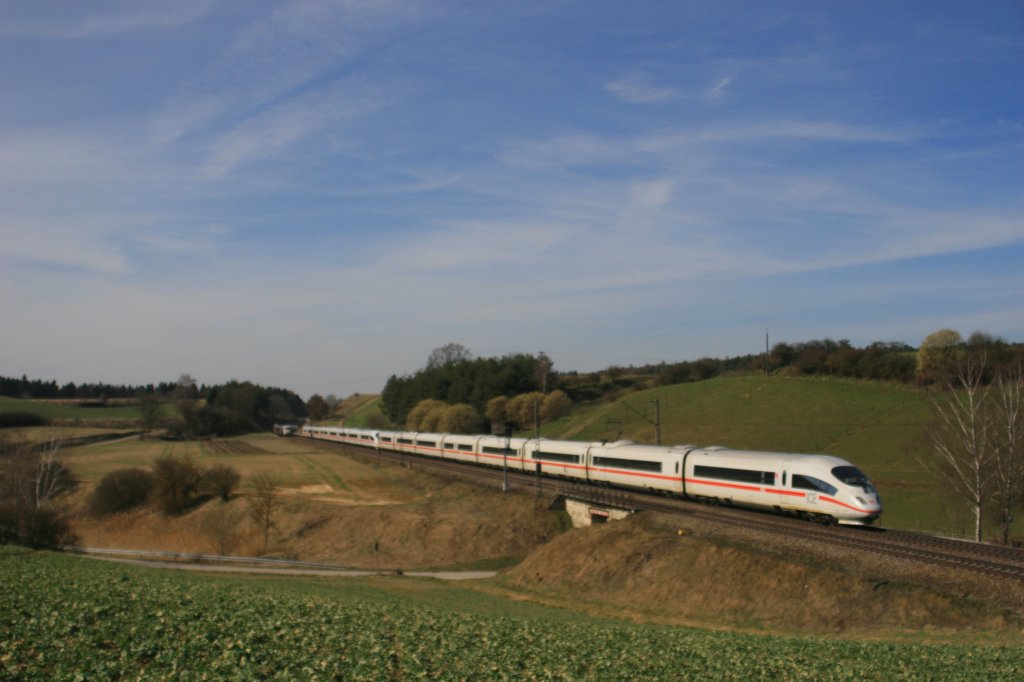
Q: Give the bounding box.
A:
[2,1,1021,397]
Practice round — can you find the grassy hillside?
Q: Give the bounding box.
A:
[312,376,993,537]
[334,393,385,427]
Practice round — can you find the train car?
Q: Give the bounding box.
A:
[683,448,881,525]
[586,441,692,494]
[522,438,591,479]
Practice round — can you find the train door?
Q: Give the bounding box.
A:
[777,462,794,508]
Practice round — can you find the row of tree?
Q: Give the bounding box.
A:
[398,390,574,435]
[88,455,241,517]
[129,378,307,439]
[380,345,552,427]
[556,334,1023,403]
[0,375,202,401]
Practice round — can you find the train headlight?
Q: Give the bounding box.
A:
[856,496,867,506]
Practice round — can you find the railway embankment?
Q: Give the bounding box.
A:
[495,511,1022,637]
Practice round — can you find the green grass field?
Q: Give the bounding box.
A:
[0,396,144,422]
[3,548,1022,680]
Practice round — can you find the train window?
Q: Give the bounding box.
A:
[592,456,661,472]
[791,474,837,496]
[482,446,513,456]
[458,444,473,451]
[694,465,772,485]
[416,440,436,447]
[535,450,580,464]
[831,466,875,493]
[380,437,393,443]
[397,438,413,445]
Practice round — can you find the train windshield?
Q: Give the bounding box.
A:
[831,466,875,493]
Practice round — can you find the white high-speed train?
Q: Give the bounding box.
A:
[301,425,882,525]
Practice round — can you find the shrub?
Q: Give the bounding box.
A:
[88,468,154,515]
[203,465,241,501]
[0,501,75,548]
[151,454,203,516]
[0,412,49,428]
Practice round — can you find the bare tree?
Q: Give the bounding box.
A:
[32,435,78,509]
[535,351,553,393]
[924,355,995,542]
[0,434,78,547]
[136,390,164,439]
[991,363,1024,545]
[202,504,245,556]
[173,373,199,401]
[203,464,241,501]
[152,454,203,516]
[247,473,280,553]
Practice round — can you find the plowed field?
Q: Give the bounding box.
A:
[203,439,270,455]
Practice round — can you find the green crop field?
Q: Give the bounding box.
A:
[2,548,1022,680]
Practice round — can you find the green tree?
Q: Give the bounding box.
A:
[88,468,153,515]
[306,394,330,421]
[917,329,963,385]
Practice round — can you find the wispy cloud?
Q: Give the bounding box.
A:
[704,76,735,101]
[150,0,434,147]
[198,79,394,179]
[0,1,217,38]
[604,74,682,104]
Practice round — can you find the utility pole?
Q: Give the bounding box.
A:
[653,399,661,446]
[765,330,770,377]
[534,400,542,495]
[620,398,662,446]
[502,424,512,493]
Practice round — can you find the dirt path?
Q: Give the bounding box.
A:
[86,555,497,580]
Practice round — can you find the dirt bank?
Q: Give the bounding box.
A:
[496,512,1021,635]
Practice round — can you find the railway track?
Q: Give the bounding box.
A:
[308,437,1024,583]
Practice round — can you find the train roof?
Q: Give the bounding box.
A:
[690,448,851,465]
